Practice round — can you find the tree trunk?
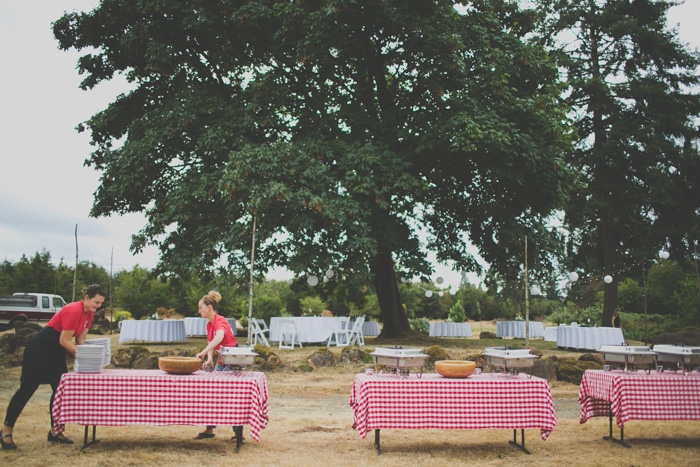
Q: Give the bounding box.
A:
[370,251,411,338]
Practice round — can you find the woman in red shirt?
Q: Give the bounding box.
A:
[1,284,105,449]
[192,290,238,442]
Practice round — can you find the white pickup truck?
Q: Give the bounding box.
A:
[0,293,67,330]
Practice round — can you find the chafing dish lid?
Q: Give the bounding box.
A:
[598,345,655,354]
[652,344,700,355]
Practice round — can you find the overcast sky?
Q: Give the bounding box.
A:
[1,1,698,289]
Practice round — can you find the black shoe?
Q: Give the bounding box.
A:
[1,433,17,450]
[47,431,74,445]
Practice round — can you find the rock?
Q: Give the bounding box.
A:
[557,357,602,384]
[340,347,366,366]
[530,358,557,381]
[133,356,157,369]
[112,346,150,368]
[425,346,450,369]
[15,322,43,333]
[11,346,25,365]
[579,353,603,364]
[0,333,28,354]
[480,331,497,339]
[15,327,37,338]
[308,349,337,367]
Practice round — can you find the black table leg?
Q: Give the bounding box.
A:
[508,429,531,454]
[234,426,243,453]
[374,429,381,455]
[603,406,631,448]
[80,425,99,450]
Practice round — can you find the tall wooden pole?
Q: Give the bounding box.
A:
[72,224,78,301]
[524,235,530,347]
[246,215,257,344]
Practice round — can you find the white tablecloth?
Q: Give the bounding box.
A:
[495,321,545,339]
[556,326,624,350]
[118,320,186,343]
[362,321,380,337]
[544,327,559,342]
[429,322,473,337]
[183,317,237,336]
[269,317,337,343]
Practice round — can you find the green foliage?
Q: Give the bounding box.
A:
[448,300,466,323]
[548,303,603,327]
[409,317,430,334]
[299,296,326,317]
[113,310,132,322]
[114,266,178,320]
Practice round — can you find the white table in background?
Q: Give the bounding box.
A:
[269,317,337,343]
[556,326,624,350]
[429,322,473,338]
[362,321,380,337]
[183,317,237,336]
[118,320,186,344]
[495,321,545,339]
[544,327,559,342]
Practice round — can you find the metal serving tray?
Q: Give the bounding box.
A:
[598,345,657,372]
[371,347,427,368]
[482,347,537,373]
[218,346,257,366]
[652,345,700,373]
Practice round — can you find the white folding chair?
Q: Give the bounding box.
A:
[250,318,270,347]
[326,316,350,347]
[348,316,365,346]
[278,319,302,350]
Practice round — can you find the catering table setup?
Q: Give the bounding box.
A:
[118,319,187,344]
[349,371,556,454]
[555,326,624,350]
[429,321,472,338]
[51,367,269,451]
[495,321,545,339]
[578,368,700,447]
[269,316,336,344]
[183,317,237,337]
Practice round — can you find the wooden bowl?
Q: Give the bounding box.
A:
[435,360,476,378]
[158,356,201,375]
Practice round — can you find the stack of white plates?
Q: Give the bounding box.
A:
[74,344,106,373]
[85,337,111,367]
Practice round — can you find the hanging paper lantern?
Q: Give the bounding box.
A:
[660,251,670,259]
[325,269,335,279]
[604,275,613,284]
[568,271,579,282]
[425,290,433,298]
[307,275,319,287]
[436,276,444,284]
[530,285,541,296]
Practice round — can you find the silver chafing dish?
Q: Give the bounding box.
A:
[483,346,538,375]
[598,345,657,373]
[652,345,700,374]
[370,346,428,377]
[218,346,258,368]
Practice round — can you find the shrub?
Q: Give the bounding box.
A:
[114,310,132,322]
[409,317,430,334]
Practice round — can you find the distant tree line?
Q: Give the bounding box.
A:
[2,249,698,342]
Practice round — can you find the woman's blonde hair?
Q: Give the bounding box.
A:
[200,290,222,311]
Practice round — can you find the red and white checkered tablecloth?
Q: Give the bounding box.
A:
[51,369,269,442]
[579,369,700,428]
[349,373,556,441]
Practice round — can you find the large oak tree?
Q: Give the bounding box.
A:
[54,0,573,336]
